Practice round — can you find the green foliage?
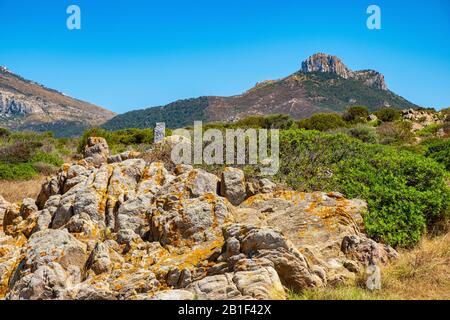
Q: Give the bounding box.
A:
[416,124,444,137]
[102,97,209,130]
[377,121,414,145]
[0,131,66,180]
[235,114,295,129]
[421,138,450,171]
[78,127,158,154]
[340,124,379,144]
[0,128,10,138]
[278,129,450,247]
[301,72,418,112]
[30,151,64,167]
[375,107,401,122]
[342,106,369,123]
[297,113,347,131]
[0,163,37,180]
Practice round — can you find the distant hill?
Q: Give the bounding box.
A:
[0,66,115,137]
[103,53,419,130]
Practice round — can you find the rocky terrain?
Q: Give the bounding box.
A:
[0,137,397,300]
[301,53,387,90]
[0,66,115,137]
[103,53,418,130]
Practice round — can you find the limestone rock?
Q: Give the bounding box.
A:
[258,178,277,194]
[83,137,110,165]
[187,266,285,300]
[151,193,234,249]
[86,242,112,275]
[21,229,87,272]
[150,289,195,300]
[1,153,399,300]
[301,53,387,90]
[221,167,246,206]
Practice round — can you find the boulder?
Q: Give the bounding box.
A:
[83,137,110,165]
[151,193,234,249]
[7,229,87,300]
[187,266,285,300]
[221,167,246,205]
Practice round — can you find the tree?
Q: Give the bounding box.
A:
[298,113,347,131]
[375,107,401,122]
[343,106,369,123]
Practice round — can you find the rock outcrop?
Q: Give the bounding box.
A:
[301,53,387,91]
[0,139,397,300]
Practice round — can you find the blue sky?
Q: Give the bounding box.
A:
[0,0,449,113]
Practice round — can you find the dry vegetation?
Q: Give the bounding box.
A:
[0,176,46,203]
[290,232,450,300]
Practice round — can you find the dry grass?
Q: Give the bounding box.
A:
[381,233,450,300]
[0,176,46,203]
[290,233,450,300]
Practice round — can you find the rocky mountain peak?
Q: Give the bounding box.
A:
[301,53,387,90]
[301,53,352,79]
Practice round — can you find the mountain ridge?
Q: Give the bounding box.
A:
[103,53,419,130]
[0,66,115,137]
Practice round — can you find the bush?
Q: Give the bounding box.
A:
[233,114,295,129]
[421,138,450,171]
[0,128,10,138]
[78,128,156,154]
[297,113,347,131]
[347,124,379,144]
[416,124,444,137]
[0,163,37,180]
[30,151,64,167]
[377,121,414,145]
[375,107,401,122]
[0,142,36,163]
[33,162,59,176]
[278,129,450,247]
[343,106,369,123]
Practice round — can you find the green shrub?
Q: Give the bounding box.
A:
[278,129,450,247]
[416,124,443,137]
[30,151,64,167]
[232,114,295,129]
[377,121,414,145]
[0,163,37,180]
[0,142,37,163]
[78,128,156,154]
[347,124,379,144]
[375,107,401,122]
[343,106,369,123]
[297,113,347,131]
[0,128,10,138]
[421,138,450,171]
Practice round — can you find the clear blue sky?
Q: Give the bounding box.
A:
[0,0,449,113]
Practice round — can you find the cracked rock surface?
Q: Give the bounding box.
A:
[0,138,397,300]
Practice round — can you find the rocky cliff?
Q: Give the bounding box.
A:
[301,53,387,90]
[0,67,115,137]
[0,137,397,300]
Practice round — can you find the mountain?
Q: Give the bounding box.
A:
[0,66,115,137]
[103,53,419,130]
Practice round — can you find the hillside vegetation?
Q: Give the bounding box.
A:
[0,128,72,180]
